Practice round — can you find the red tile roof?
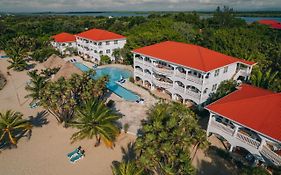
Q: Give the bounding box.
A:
[258,20,279,25]
[76,29,126,41]
[258,20,281,30]
[271,23,281,30]
[51,32,76,43]
[133,41,255,72]
[206,84,281,142]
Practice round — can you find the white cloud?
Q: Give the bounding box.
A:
[0,0,280,12]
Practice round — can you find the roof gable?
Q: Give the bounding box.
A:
[51,32,76,43]
[206,84,281,142]
[133,41,255,72]
[76,29,126,41]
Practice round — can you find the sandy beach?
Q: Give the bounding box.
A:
[0,58,236,175]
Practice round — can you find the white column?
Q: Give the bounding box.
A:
[233,124,240,137]
[229,145,234,152]
[258,136,267,151]
[206,113,214,137]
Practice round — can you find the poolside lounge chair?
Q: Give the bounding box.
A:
[67,148,79,158]
[70,151,84,163]
[29,101,39,109]
[73,59,77,62]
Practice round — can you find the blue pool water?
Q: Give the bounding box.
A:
[74,62,139,102]
[0,56,8,59]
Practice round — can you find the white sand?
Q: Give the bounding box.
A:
[0,58,236,175]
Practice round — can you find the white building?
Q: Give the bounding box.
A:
[205,84,281,166]
[75,29,126,63]
[51,32,77,55]
[132,41,255,105]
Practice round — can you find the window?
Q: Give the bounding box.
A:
[94,42,97,45]
[114,40,118,44]
[98,42,102,46]
[94,50,97,53]
[99,51,103,54]
[223,66,228,73]
[214,69,220,77]
[106,41,110,45]
[106,49,110,54]
[212,84,217,91]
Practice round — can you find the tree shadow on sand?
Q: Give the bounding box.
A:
[112,142,136,167]
[28,110,49,127]
[196,146,239,175]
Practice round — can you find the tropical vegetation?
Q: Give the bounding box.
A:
[69,98,121,148]
[0,110,32,146]
[0,71,6,90]
[134,102,208,174]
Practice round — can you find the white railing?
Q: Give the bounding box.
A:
[144,73,152,79]
[134,59,143,65]
[174,86,185,93]
[152,79,173,89]
[236,132,260,149]
[210,119,235,135]
[152,66,174,75]
[143,61,152,67]
[185,89,201,99]
[186,75,203,85]
[175,72,186,79]
[135,69,143,75]
[260,145,281,166]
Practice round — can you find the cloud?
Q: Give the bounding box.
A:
[0,0,280,12]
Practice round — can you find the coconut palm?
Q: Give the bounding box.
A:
[25,70,48,102]
[69,98,121,148]
[112,161,143,175]
[7,47,28,71]
[250,68,279,90]
[0,110,32,145]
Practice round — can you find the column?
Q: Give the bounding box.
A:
[229,145,234,152]
[233,124,240,137]
[258,136,266,151]
[206,113,214,137]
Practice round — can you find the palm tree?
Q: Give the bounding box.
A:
[25,70,48,102]
[250,68,279,90]
[7,47,28,71]
[69,98,121,148]
[0,110,32,145]
[112,161,143,175]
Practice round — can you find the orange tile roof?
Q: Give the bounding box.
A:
[51,32,76,43]
[258,20,280,25]
[206,84,281,142]
[75,29,126,41]
[133,41,255,72]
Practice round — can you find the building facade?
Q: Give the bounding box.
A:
[205,84,281,166]
[51,32,77,55]
[132,41,255,105]
[75,29,126,63]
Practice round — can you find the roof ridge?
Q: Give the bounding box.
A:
[211,92,280,107]
[196,46,207,71]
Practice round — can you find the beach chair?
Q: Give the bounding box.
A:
[29,101,39,109]
[70,152,84,163]
[67,148,80,158]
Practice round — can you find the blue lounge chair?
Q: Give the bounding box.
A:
[67,148,80,158]
[70,152,84,163]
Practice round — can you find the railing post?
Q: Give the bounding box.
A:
[258,137,266,151]
[233,124,240,137]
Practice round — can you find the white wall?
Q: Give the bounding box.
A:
[51,41,77,55]
[76,37,126,62]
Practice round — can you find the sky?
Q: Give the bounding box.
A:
[0,0,281,12]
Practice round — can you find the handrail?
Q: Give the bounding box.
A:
[152,79,173,89]
[210,119,235,135]
[236,132,260,149]
[186,75,203,85]
[152,66,174,75]
[260,145,281,166]
[185,89,200,99]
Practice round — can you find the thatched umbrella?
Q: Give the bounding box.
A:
[52,62,83,81]
[43,54,66,69]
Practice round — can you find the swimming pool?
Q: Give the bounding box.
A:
[74,62,139,102]
[0,56,8,59]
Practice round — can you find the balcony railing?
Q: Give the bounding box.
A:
[152,79,173,89]
[236,132,260,149]
[210,119,235,135]
[260,145,281,166]
[135,69,143,75]
[152,66,174,75]
[186,75,203,85]
[174,86,185,93]
[185,89,201,99]
[175,72,186,79]
[143,61,152,67]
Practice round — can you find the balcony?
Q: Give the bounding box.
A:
[152,66,174,76]
[134,69,143,75]
[186,74,203,85]
[260,145,281,166]
[152,79,173,89]
[143,61,152,67]
[236,132,260,149]
[210,118,235,136]
[185,89,201,99]
[175,72,186,79]
[174,85,185,93]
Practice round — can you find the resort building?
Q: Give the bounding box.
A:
[205,84,281,166]
[132,41,255,105]
[51,32,77,54]
[258,20,281,30]
[75,29,126,63]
